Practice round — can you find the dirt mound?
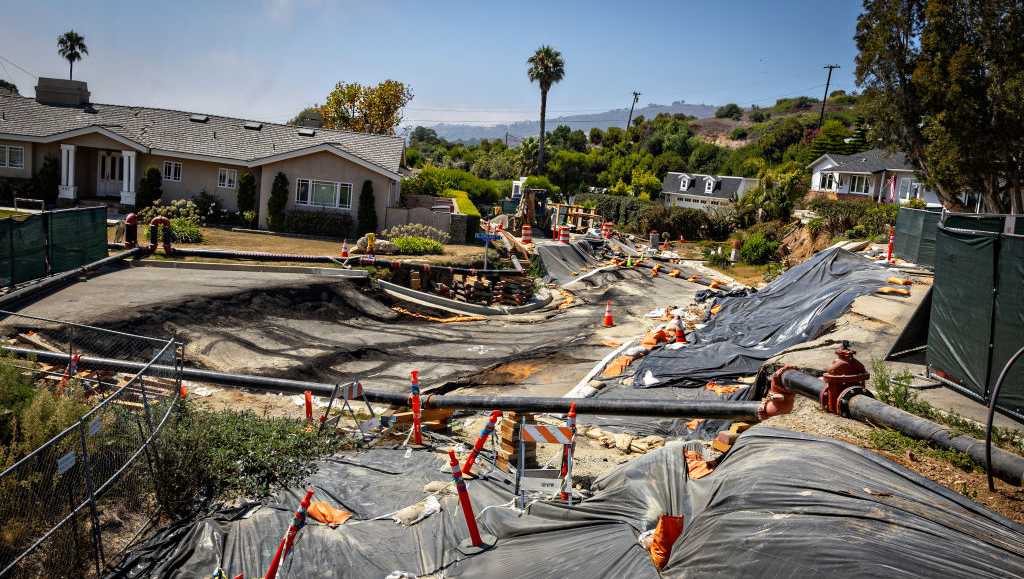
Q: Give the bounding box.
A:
[782,224,834,264]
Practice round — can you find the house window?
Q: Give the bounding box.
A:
[0,145,25,169]
[295,178,352,209]
[849,175,869,194]
[162,161,182,182]
[897,177,918,200]
[705,178,714,194]
[680,176,690,191]
[218,168,238,189]
[820,172,837,191]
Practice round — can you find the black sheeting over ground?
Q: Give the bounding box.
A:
[585,249,892,437]
[110,429,1024,578]
[634,248,891,388]
[536,240,605,285]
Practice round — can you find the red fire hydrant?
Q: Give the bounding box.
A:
[124,213,138,248]
[820,341,871,416]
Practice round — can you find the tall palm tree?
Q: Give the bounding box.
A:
[57,31,88,80]
[527,46,564,174]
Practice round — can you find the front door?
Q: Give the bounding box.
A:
[96,151,123,198]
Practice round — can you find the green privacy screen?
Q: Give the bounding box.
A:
[0,206,108,286]
[928,225,1024,422]
[48,206,107,274]
[0,214,47,286]
[894,208,940,268]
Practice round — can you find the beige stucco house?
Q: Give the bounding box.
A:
[0,78,404,230]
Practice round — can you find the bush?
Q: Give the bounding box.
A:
[715,103,743,120]
[574,192,647,226]
[441,189,481,217]
[237,172,257,216]
[807,217,825,236]
[382,223,450,244]
[153,401,349,517]
[806,198,898,238]
[137,199,201,224]
[391,235,444,255]
[192,192,219,224]
[906,197,927,209]
[282,209,354,238]
[629,204,711,240]
[136,167,163,209]
[401,166,501,206]
[357,180,377,235]
[702,244,731,268]
[0,177,33,207]
[740,231,779,264]
[170,217,203,243]
[730,127,749,140]
[267,172,289,231]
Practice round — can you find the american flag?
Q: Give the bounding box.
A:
[887,174,897,203]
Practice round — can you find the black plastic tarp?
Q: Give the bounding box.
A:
[111,429,1024,578]
[536,240,604,285]
[630,248,891,388]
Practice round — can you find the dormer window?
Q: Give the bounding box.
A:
[705,178,715,194]
[679,175,690,191]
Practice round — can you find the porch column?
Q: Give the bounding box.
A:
[120,150,137,208]
[58,144,77,201]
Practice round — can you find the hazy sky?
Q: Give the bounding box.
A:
[0,0,863,126]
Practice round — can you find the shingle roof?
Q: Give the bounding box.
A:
[0,95,404,174]
[662,172,745,201]
[818,148,914,173]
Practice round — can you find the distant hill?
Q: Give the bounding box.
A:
[420,101,718,143]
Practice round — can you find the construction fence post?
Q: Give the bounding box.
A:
[410,370,423,446]
[462,409,502,475]
[559,403,577,504]
[264,487,314,579]
[448,449,496,554]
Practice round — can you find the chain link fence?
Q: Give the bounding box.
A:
[0,312,183,578]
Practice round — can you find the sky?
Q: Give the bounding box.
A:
[0,0,864,127]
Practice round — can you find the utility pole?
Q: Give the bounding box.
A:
[818,65,840,130]
[505,131,509,147]
[625,91,641,131]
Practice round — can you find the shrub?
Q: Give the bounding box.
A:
[629,204,711,240]
[441,189,481,217]
[401,166,501,205]
[705,208,737,241]
[357,180,378,235]
[391,235,444,255]
[152,401,349,517]
[807,217,825,236]
[192,192,219,224]
[574,192,647,226]
[170,217,203,243]
[715,103,743,120]
[702,244,731,268]
[136,167,163,209]
[382,223,450,244]
[0,177,33,207]
[137,199,201,224]
[906,197,927,209]
[730,127,749,140]
[267,172,289,231]
[282,209,354,238]
[236,172,257,215]
[30,155,60,205]
[740,231,779,264]
[861,204,899,237]
[242,210,257,227]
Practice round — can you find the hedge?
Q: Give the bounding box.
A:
[441,189,481,217]
[574,192,647,225]
[281,209,354,238]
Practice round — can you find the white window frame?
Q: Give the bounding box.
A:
[218,168,238,189]
[704,178,714,194]
[162,160,182,182]
[820,172,837,191]
[0,145,25,169]
[679,176,690,191]
[849,174,869,195]
[295,178,352,209]
[898,177,915,200]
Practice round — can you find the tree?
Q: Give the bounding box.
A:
[749,105,770,123]
[267,172,288,231]
[320,80,414,135]
[855,0,1024,211]
[527,45,565,174]
[136,167,162,209]
[0,80,17,95]
[236,172,257,217]
[517,137,539,175]
[357,180,377,235]
[715,103,743,120]
[288,106,322,126]
[410,126,442,146]
[630,168,663,199]
[30,155,60,204]
[588,127,603,146]
[57,31,88,80]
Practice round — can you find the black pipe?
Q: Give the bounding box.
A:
[780,369,1024,486]
[0,247,146,311]
[2,346,763,420]
[167,247,521,276]
[985,345,1024,491]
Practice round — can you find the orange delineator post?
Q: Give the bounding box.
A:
[463,409,502,474]
[264,487,314,579]
[887,225,895,264]
[410,370,423,445]
[304,390,313,425]
[57,353,80,395]
[522,224,532,244]
[448,449,484,548]
[559,402,577,502]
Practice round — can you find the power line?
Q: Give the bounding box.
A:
[0,55,38,80]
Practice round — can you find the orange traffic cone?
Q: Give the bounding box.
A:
[674,318,687,344]
[340,240,349,258]
[602,301,615,328]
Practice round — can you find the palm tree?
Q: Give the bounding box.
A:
[57,31,88,80]
[527,46,565,174]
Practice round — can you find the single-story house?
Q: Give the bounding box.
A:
[806,148,941,207]
[0,78,404,230]
[661,172,758,212]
